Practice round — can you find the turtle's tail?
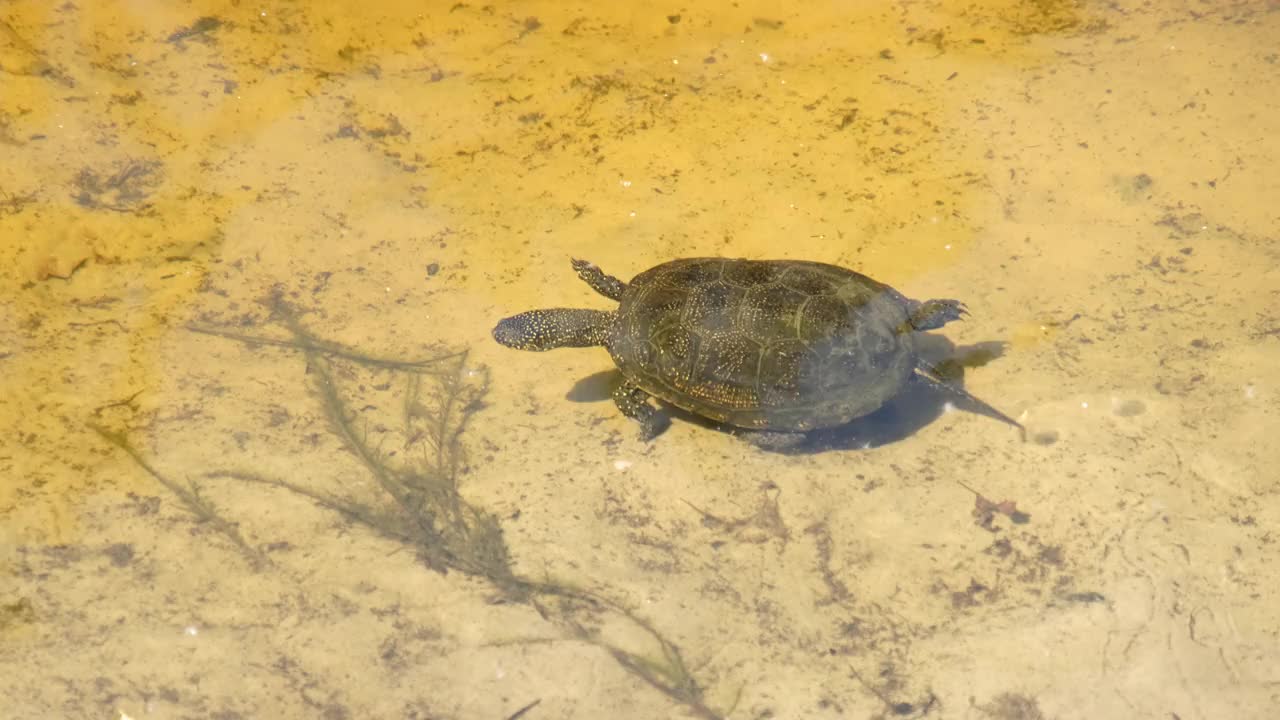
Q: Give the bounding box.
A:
[492,309,613,351]
[915,363,1026,441]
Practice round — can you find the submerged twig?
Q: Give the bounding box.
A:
[205,469,416,545]
[183,294,723,718]
[89,423,269,569]
[187,322,467,374]
[504,698,540,720]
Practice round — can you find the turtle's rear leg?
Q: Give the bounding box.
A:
[613,381,670,440]
[571,258,627,301]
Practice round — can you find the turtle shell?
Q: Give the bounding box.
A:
[607,258,918,432]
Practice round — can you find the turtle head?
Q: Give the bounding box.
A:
[492,309,613,351]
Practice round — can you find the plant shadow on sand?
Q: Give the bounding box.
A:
[93,291,731,720]
[567,335,1020,453]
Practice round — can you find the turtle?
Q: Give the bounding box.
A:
[492,257,1022,448]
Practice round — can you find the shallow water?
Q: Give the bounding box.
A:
[2,1,1278,717]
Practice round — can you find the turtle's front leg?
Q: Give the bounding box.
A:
[612,381,670,440]
[571,258,627,301]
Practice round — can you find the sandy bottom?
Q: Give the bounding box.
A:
[2,1,1278,718]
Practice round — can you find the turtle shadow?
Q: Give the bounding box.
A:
[567,337,1017,454]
